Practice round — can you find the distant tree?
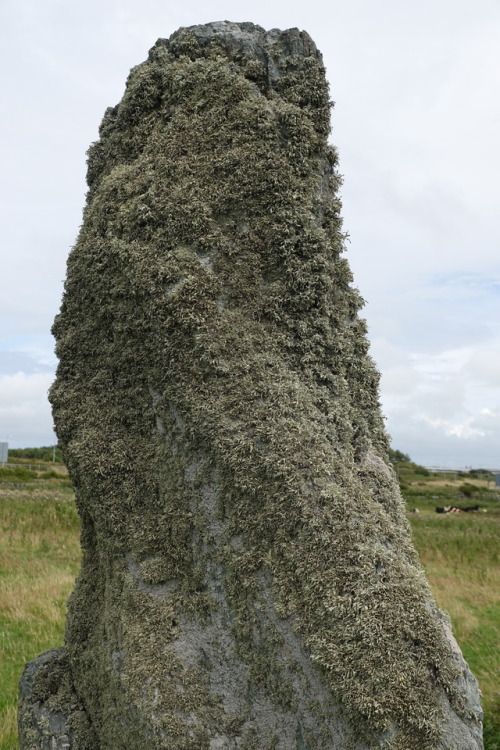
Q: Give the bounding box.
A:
[9,446,63,463]
[388,448,410,463]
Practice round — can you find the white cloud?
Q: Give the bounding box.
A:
[385,405,500,469]
[465,347,500,387]
[377,337,500,466]
[0,338,57,375]
[0,372,56,447]
[424,416,487,441]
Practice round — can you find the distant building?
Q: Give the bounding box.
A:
[0,442,8,464]
[495,473,500,488]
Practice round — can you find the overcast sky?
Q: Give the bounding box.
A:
[1,0,499,468]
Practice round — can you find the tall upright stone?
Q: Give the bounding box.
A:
[19,22,482,750]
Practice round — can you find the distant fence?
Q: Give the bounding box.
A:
[1,462,56,473]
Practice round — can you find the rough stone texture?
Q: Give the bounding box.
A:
[20,21,483,750]
[18,648,95,750]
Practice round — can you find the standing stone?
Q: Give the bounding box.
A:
[19,21,482,750]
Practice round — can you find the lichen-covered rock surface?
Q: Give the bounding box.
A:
[18,648,95,750]
[21,21,482,750]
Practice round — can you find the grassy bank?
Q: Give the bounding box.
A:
[0,475,80,749]
[409,512,500,747]
[1,468,498,748]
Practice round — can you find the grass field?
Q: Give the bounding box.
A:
[409,513,500,747]
[0,469,80,750]
[1,462,498,748]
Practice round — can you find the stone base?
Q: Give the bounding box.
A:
[18,648,95,750]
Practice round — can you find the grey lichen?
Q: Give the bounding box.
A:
[20,20,483,750]
[18,648,96,750]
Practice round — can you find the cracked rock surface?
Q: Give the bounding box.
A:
[19,21,483,750]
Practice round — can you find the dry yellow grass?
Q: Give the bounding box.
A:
[426,562,500,708]
[427,478,490,488]
[0,484,80,750]
[0,565,76,623]
[0,705,17,748]
[410,513,500,743]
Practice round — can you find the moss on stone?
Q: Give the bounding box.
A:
[42,20,483,750]
[18,648,97,750]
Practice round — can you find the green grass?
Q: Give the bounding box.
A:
[1,472,498,748]
[0,467,38,482]
[0,480,80,749]
[404,479,500,748]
